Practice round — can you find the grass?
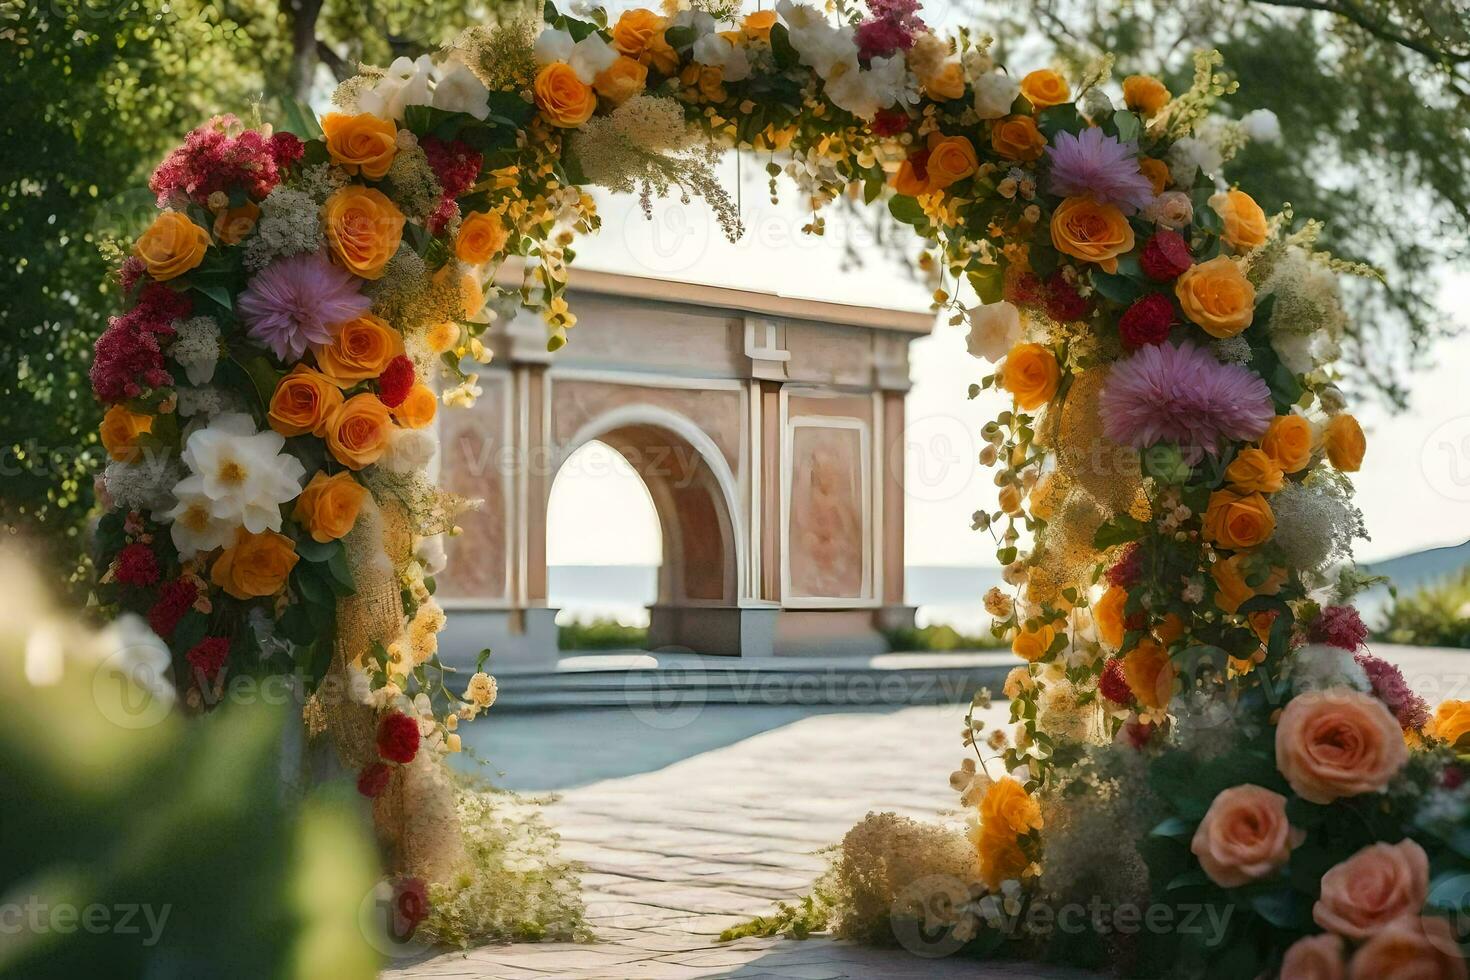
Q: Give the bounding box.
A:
[883,623,1005,652]
[1376,566,1470,649]
[557,619,649,650]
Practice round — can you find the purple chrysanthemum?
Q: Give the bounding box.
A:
[1045,127,1157,214]
[237,252,372,362]
[1099,342,1274,462]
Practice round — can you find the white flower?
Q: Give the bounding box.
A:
[173,413,304,535]
[416,533,448,575]
[966,300,1022,363]
[103,456,181,512]
[160,488,237,559]
[380,426,438,474]
[1319,385,1347,415]
[1290,644,1370,696]
[1167,136,1223,187]
[961,47,994,83]
[693,33,751,82]
[779,0,858,79]
[1143,190,1194,230]
[431,61,490,120]
[671,9,716,36]
[1241,108,1282,143]
[170,316,221,385]
[346,663,375,705]
[538,29,618,83]
[534,27,575,66]
[973,72,1019,119]
[464,671,498,708]
[94,614,176,710]
[359,55,435,120]
[1080,87,1114,122]
[1271,330,1315,376]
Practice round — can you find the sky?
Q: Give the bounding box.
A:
[545,150,1470,572]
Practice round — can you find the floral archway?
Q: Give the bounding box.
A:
[92,0,1470,974]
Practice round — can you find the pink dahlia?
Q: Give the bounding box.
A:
[1045,127,1157,214]
[237,252,372,362]
[1099,342,1274,462]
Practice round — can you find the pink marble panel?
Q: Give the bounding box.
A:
[788,424,866,600]
[436,374,510,602]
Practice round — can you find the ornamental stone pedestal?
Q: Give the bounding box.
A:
[434,268,934,668]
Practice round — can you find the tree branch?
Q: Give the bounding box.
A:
[1248,0,1470,67]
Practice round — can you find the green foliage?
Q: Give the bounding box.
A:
[557,618,650,650]
[884,623,1006,651]
[1377,566,1470,648]
[719,891,834,941]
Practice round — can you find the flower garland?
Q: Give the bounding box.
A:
[91,1,1470,973]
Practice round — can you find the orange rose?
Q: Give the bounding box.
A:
[1324,414,1365,472]
[392,384,438,429]
[292,470,369,543]
[1121,75,1171,116]
[1429,700,1470,748]
[990,115,1047,162]
[1175,255,1255,337]
[680,63,726,102]
[1190,784,1300,887]
[742,9,777,42]
[1281,934,1346,980]
[321,112,398,179]
[134,210,210,281]
[1275,689,1408,804]
[455,210,510,265]
[892,150,934,197]
[322,186,404,280]
[594,55,648,106]
[1050,196,1135,273]
[971,820,1029,889]
[1095,585,1128,649]
[1211,554,1286,614]
[924,62,966,102]
[981,777,1042,834]
[926,134,979,190]
[212,202,260,245]
[313,313,403,386]
[1260,414,1314,474]
[326,393,393,470]
[1204,489,1276,550]
[1019,69,1070,108]
[612,8,678,74]
[534,62,597,128]
[1225,447,1285,494]
[268,365,343,438]
[998,484,1023,516]
[1123,637,1176,710]
[1348,917,1467,980]
[100,405,153,462]
[1211,188,1269,251]
[1011,621,1056,663]
[1001,343,1061,410]
[211,528,299,600]
[1314,840,1429,940]
[1138,157,1170,195]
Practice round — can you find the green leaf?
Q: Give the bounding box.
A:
[770,24,799,69]
[231,355,282,413]
[888,194,927,228]
[295,537,339,563]
[190,282,234,314]
[1093,514,1144,550]
[327,548,356,592]
[1091,270,1143,304]
[277,98,323,140]
[1036,104,1085,140]
[665,25,697,49]
[1114,110,1142,143]
[968,266,1005,304]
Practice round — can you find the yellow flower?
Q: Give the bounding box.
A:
[99,405,153,463]
[312,313,403,386]
[1094,585,1128,649]
[1211,189,1269,252]
[1001,343,1061,410]
[325,393,393,470]
[292,471,368,543]
[321,186,404,280]
[1011,621,1056,663]
[425,321,460,355]
[990,115,1047,162]
[1123,637,1176,710]
[612,8,678,75]
[1428,700,1470,748]
[742,10,777,42]
[211,528,299,600]
[391,384,438,430]
[982,776,1043,834]
[925,134,979,190]
[535,62,597,127]
[924,62,966,102]
[1324,414,1366,472]
[134,210,210,281]
[594,56,648,105]
[321,112,398,179]
[1019,69,1070,108]
[268,365,343,438]
[455,210,509,265]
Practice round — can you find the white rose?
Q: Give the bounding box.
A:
[966,300,1021,363]
[973,72,1020,120]
[693,34,750,82]
[1166,136,1223,187]
[360,55,435,120]
[380,427,439,474]
[1271,330,1315,375]
[431,62,490,120]
[533,27,575,66]
[1143,190,1194,230]
[568,33,618,84]
[416,533,448,576]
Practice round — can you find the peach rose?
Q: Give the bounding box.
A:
[1203,489,1276,551]
[535,62,597,128]
[1190,784,1300,887]
[991,115,1047,162]
[1261,414,1314,474]
[926,134,979,190]
[1324,414,1366,472]
[211,528,299,600]
[612,8,678,74]
[1122,75,1171,116]
[321,112,398,179]
[924,62,967,102]
[1050,196,1135,273]
[1281,934,1346,980]
[1348,917,1467,980]
[1095,584,1127,649]
[1020,68,1070,108]
[1314,840,1429,939]
[1225,447,1285,494]
[1001,343,1061,410]
[1276,689,1409,804]
[455,210,509,265]
[1138,157,1170,195]
[1429,700,1470,749]
[1211,188,1269,251]
[742,9,777,41]
[1123,637,1176,709]
[1175,255,1256,337]
[292,470,368,543]
[322,186,404,280]
[594,55,649,105]
[100,405,153,462]
[212,202,260,245]
[313,313,403,386]
[134,210,210,281]
[982,776,1043,834]
[268,365,344,438]
[1012,621,1056,663]
[392,384,438,429]
[326,393,394,470]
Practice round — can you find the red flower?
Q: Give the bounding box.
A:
[186,636,231,682]
[1309,605,1369,651]
[114,542,160,587]
[376,711,420,765]
[421,137,483,200]
[1139,230,1192,282]
[1043,271,1091,322]
[377,355,415,409]
[1118,293,1176,349]
[91,284,192,403]
[391,877,430,939]
[357,762,392,799]
[148,578,199,638]
[149,116,292,205]
[1100,658,1133,706]
[268,132,305,169]
[871,109,911,137]
[855,18,913,60]
[1105,542,1142,589]
[1444,766,1465,790]
[1004,271,1044,307]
